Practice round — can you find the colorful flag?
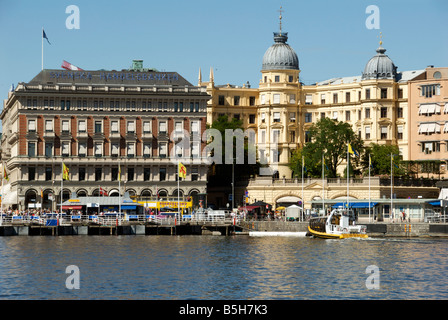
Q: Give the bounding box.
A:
[99,187,108,196]
[43,29,51,44]
[369,154,373,168]
[61,60,83,71]
[118,163,121,182]
[62,162,69,180]
[178,162,187,179]
[348,143,359,157]
[3,165,8,181]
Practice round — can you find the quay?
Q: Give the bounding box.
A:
[0,214,448,237]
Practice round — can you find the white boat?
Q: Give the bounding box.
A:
[308,208,368,239]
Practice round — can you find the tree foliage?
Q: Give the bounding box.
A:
[291,118,364,178]
[362,143,403,176]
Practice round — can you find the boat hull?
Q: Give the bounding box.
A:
[307,226,368,239]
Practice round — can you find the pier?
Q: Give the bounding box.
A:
[0,214,447,237]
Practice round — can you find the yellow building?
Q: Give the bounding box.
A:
[202,28,425,179]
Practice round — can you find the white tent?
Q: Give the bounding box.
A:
[285,205,302,220]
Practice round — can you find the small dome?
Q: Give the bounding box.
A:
[362,46,397,80]
[262,32,299,71]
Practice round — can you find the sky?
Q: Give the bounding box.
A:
[0,0,447,102]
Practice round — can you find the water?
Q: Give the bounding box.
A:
[0,235,447,300]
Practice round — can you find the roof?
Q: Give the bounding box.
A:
[27,69,193,87]
[262,32,299,71]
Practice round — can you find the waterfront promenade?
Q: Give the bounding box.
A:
[1,213,447,237]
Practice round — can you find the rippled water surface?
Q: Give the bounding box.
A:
[0,235,447,299]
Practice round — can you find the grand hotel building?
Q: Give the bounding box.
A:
[1,61,210,210]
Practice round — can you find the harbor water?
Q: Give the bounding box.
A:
[0,235,447,300]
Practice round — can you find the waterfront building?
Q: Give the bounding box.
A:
[408,67,448,176]
[203,20,445,212]
[1,60,210,211]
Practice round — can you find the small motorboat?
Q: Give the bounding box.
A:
[308,208,368,239]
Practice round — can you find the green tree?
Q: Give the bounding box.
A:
[362,143,403,176]
[299,118,364,178]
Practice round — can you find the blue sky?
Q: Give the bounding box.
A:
[1,0,447,101]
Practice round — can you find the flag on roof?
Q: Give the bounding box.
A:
[42,29,51,44]
[61,60,83,71]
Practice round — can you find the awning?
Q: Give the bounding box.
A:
[332,202,377,209]
[427,200,441,206]
[277,196,301,203]
[62,205,83,210]
[121,205,137,210]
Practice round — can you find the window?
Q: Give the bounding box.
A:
[381,88,388,99]
[249,96,255,106]
[126,102,130,111]
[261,95,266,105]
[195,102,199,112]
[365,126,371,140]
[62,120,69,133]
[175,121,183,132]
[233,114,240,120]
[28,142,36,157]
[321,112,325,119]
[191,120,199,133]
[142,101,147,112]
[111,168,118,181]
[28,167,36,181]
[305,113,312,123]
[127,168,134,181]
[111,143,119,157]
[144,168,151,181]
[290,131,296,143]
[159,168,166,181]
[261,112,266,123]
[111,121,119,133]
[143,121,151,133]
[127,143,135,158]
[95,168,102,181]
[28,120,36,132]
[290,94,296,104]
[79,167,86,181]
[260,130,266,144]
[94,101,99,111]
[78,143,86,157]
[45,120,53,132]
[273,112,280,122]
[95,121,102,133]
[94,142,102,157]
[421,84,440,98]
[218,96,225,105]
[131,101,136,111]
[61,100,65,111]
[273,94,280,104]
[332,111,338,120]
[288,75,294,82]
[346,92,351,102]
[398,88,403,99]
[333,93,338,104]
[174,102,178,112]
[191,167,199,181]
[61,142,70,157]
[143,143,151,158]
[365,108,370,119]
[159,143,167,158]
[321,94,326,104]
[397,125,403,140]
[127,121,135,133]
[275,75,280,82]
[45,142,53,157]
[397,107,403,118]
[159,121,167,134]
[45,167,52,181]
[234,96,240,106]
[305,95,312,105]
[249,114,256,124]
[78,120,86,132]
[191,143,200,158]
[365,89,371,100]
[272,130,280,143]
[158,102,162,112]
[305,131,311,143]
[289,112,296,122]
[381,126,388,139]
[163,102,168,112]
[345,111,351,121]
[381,107,388,118]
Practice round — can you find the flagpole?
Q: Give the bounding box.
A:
[178,163,180,224]
[301,155,304,220]
[391,153,393,222]
[41,27,44,70]
[60,159,63,220]
[119,160,121,217]
[369,154,371,222]
[347,143,349,210]
[322,153,325,215]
